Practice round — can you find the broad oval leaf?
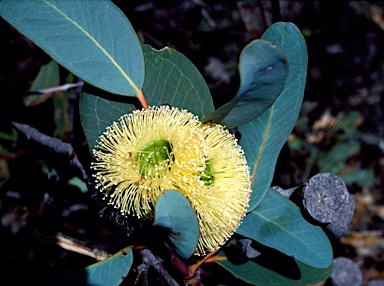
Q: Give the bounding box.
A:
[237,189,333,269]
[142,45,215,120]
[80,91,136,154]
[85,247,133,285]
[204,40,288,129]
[41,247,133,286]
[217,250,333,286]
[153,190,199,259]
[239,22,308,211]
[0,0,144,96]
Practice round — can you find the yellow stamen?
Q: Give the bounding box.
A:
[91,106,251,255]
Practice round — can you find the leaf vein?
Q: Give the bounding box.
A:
[42,0,140,95]
[250,106,274,188]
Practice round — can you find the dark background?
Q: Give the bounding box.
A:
[1,1,384,285]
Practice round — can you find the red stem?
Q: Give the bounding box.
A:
[137,90,149,109]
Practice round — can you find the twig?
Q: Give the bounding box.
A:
[201,8,217,30]
[27,82,84,95]
[184,270,202,286]
[168,250,193,279]
[191,0,217,30]
[139,249,180,286]
[135,263,149,286]
[372,5,384,31]
[167,250,203,286]
[272,185,300,199]
[55,233,110,261]
[34,231,110,261]
[11,122,94,191]
[191,250,218,273]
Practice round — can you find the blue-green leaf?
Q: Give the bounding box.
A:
[237,189,332,269]
[42,247,133,286]
[239,22,308,211]
[0,0,144,96]
[217,250,333,286]
[153,190,199,259]
[79,91,136,154]
[204,40,288,128]
[142,45,215,120]
[85,247,133,285]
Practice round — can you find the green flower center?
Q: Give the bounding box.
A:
[135,140,173,177]
[200,160,215,186]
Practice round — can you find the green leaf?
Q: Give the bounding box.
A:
[79,91,136,154]
[318,141,360,174]
[0,0,144,96]
[239,22,308,211]
[84,247,133,285]
[24,60,60,106]
[142,45,214,120]
[217,250,333,286]
[340,169,375,187]
[204,40,288,129]
[237,189,332,269]
[41,247,133,286]
[29,60,60,91]
[153,190,199,259]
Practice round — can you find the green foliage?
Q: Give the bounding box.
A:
[341,169,375,187]
[84,247,133,286]
[318,141,360,174]
[80,44,215,154]
[25,60,60,106]
[0,0,144,96]
[289,110,375,187]
[318,112,375,187]
[218,251,333,286]
[26,60,75,140]
[153,190,199,259]
[237,189,332,268]
[238,23,308,211]
[142,45,215,119]
[204,40,288,128]
[80,91,136,153]
[45,247,134,286]
[0,1,339,285]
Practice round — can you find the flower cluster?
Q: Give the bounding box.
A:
[92,106,251,255]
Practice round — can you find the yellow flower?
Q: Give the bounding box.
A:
[194,124,251,254]
[92,106,251,255]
